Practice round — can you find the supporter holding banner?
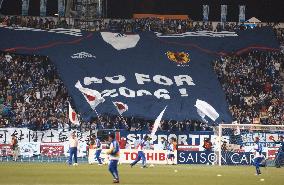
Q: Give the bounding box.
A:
[40,0,47,17]
[21,0,29,16]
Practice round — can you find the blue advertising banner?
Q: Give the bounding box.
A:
[119,131,214,147]
[0,27,279,122]
[178,151,255,165]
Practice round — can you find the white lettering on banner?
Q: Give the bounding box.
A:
[105,75,126,84]
[199,135,210,145]
[153,75,174,86]
[157,135,168,143]
[83,73,195,87]
[208,153,218,163]
[179,88,188,97]
[168,134,177,142]
[240,154,249,164]
[179,152,185,163]
[135,73,151,84]
[125,133,211,147]
[136,90,152,96]
[151,135,157,143]
[200,153,207,163]
[101,88,171,99]
[230,153,239,164]
[178,152,254,164]
[119,87,136,98]
[155,31,238,38]
[101,89,119,97]
[126,134,137,145]
[178,135,188,145]
[186,153,194,162]
[81,73,195,99]
[174,75,195,86]
[134,73,195,87]
[0,128,90,145]
[190,135,199,146]
[153,89,170,99]
[71,52,96,59]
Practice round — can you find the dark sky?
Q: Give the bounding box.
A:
[1,0,284,22]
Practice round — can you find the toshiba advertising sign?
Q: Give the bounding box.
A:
[88,149,177,164]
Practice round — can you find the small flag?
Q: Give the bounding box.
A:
[195,99,219,122]
[75,81,105,110]
[68,102,79,125]
[151,106,167,138]
[113,101,128,115]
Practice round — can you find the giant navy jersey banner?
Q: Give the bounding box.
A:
[0,26,280,122]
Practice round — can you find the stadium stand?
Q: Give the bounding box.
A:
[0,15,274,33]
[214,51,284,125]
[0,53,69,130]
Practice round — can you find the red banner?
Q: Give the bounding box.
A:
[40,143,64,157]
[0,144,12,156]
[268,148,278,160]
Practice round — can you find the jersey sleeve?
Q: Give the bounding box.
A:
[0,27,86,55]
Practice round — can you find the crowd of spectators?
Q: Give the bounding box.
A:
[83,116,210,132]
[275,28,284,53]
[0,16,69,29]
[0,15,272,34]
[0,52,70,130]
[98,19,278,33]
[214,51,284,125]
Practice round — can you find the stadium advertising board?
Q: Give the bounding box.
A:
[88,149,176,164]
[40,143,65,157]
[178,151,254,165]
[19,142,40,157]
[0,144,12,156]
[119,131,214,151]
[0,128,281,161]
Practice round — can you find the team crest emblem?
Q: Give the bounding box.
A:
[166,51,190,65]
